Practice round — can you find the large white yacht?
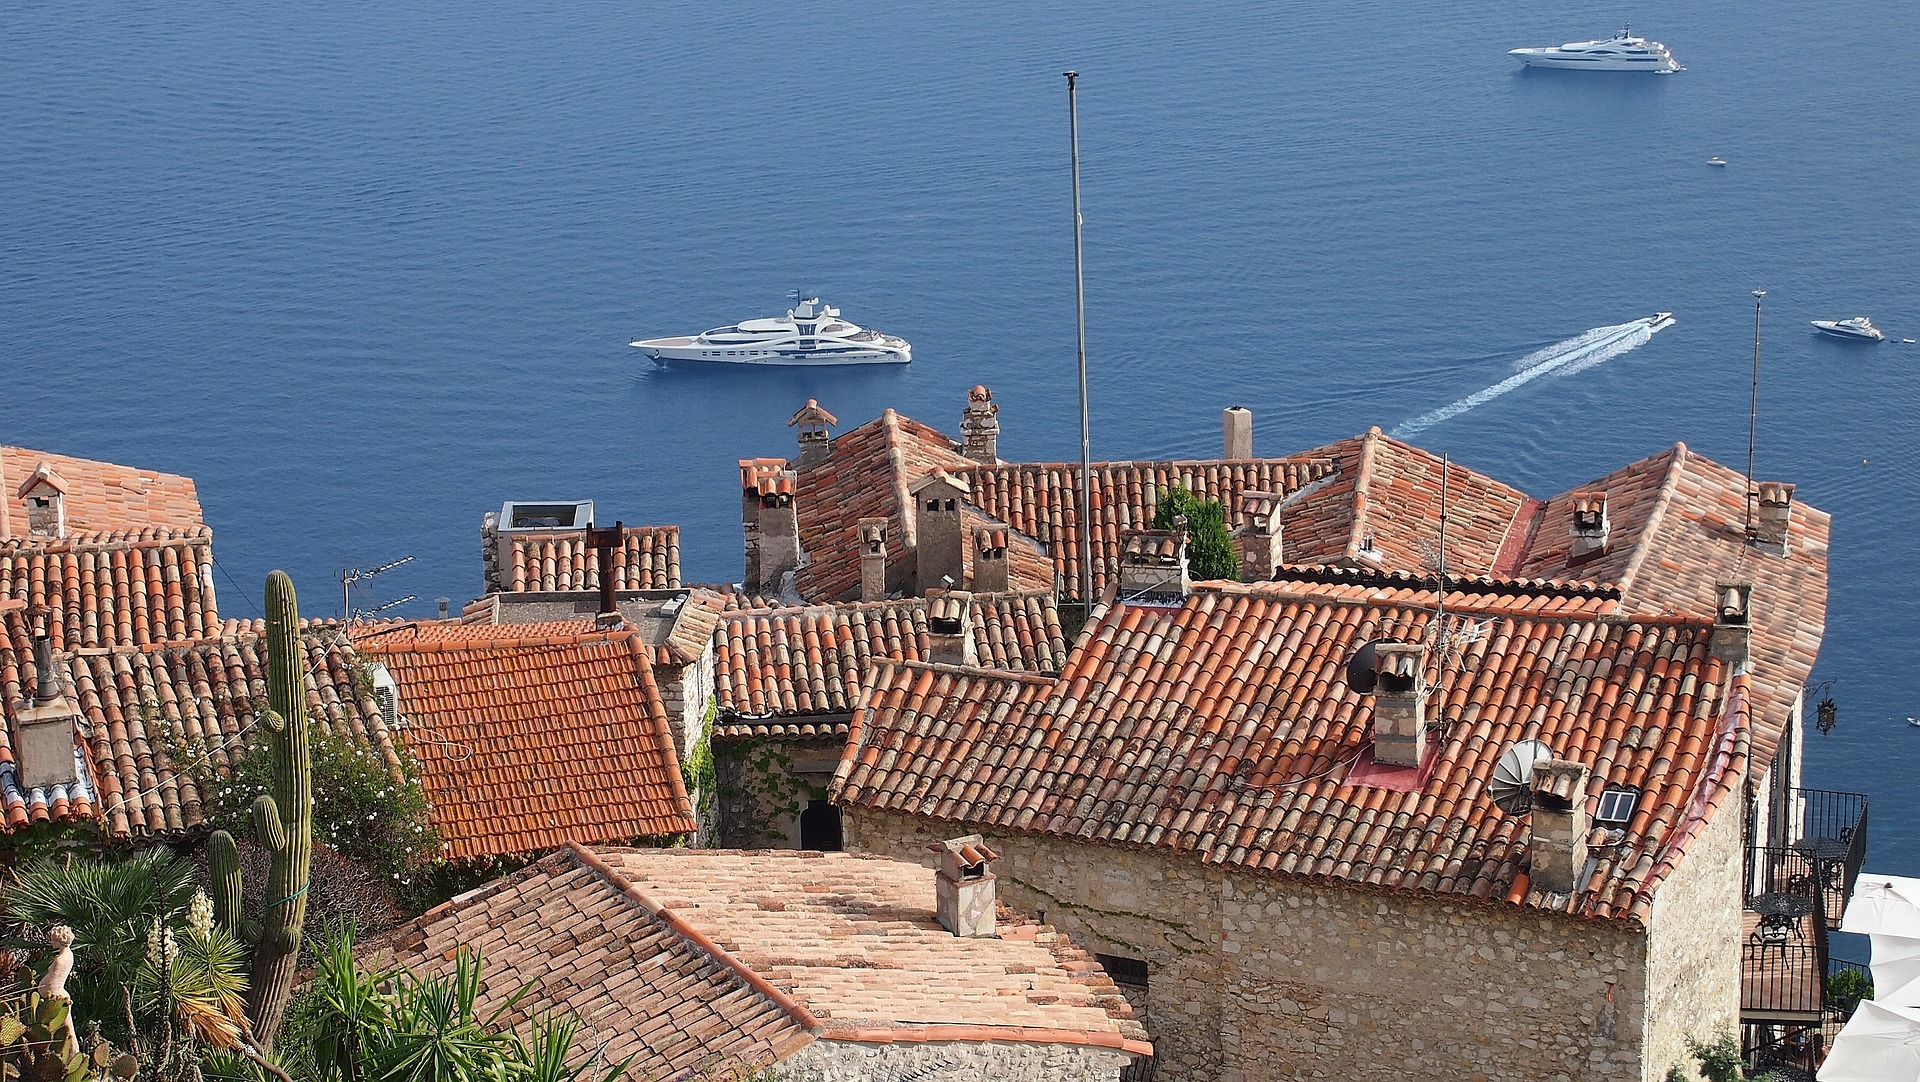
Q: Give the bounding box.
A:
[631,294,911,366]
[1509,27,1681,72]
[1811,317,1885,342]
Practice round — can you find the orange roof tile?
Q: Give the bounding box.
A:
[1,447,203,539]
[2,527,221,656]
[502,525,680,592]
[355,623,694,859]
[836,580,1743,922]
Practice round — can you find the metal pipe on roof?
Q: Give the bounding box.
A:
[1066,70,1093,615]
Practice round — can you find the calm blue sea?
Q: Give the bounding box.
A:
[4,0,1917,881]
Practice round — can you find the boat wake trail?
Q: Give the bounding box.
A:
[1390,317,1664,440]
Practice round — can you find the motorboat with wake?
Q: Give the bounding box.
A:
[1811,317,1884,342]
[1509,27,1681,72]
[632,294,911,366]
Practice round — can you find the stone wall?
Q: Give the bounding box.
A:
[847,808,1691,1082]
[716,732,844,849]
[655,645,716,760]
[1641,788,1744,1081]
[774,1036,1136,1082]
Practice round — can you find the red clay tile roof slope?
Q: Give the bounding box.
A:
[2,528,221,656]
[0,623,394,839]
[363,846,815,1078]
[354,623,694,859]
[501,525,680,591]
[791,410,978,602]
[1,447,203,539]
[836,580,1743,922]
[586,846,1150,1053]
[713,592,1067,738]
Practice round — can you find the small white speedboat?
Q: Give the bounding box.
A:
[1707,157,1727,167]
[1811,317,1885,342]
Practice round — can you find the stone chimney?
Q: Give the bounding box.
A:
[972,527,1009,593]
[788,400,838,469]
[930,834,999,937]
[753,468,801,594]
[738,458,784,588]
[1223,406,1253,460]
[926,591,976,667]
[960,385,1000,464]
[1710,581,1752,668]
[1119,524,1190,601]
[1370,641,1427,768]
[1528,759,1591,895]
[1753,482,1795,553]
[911,470,971,596]
[1568,491,1610,564]
[1236,491,1285,582]
[586,520,625,621]
[11,629,79,792]
[16,463,69,540]
[858,518,889,602]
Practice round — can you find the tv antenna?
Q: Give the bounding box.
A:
[1745,289,1765,541]
[341,555,415,622]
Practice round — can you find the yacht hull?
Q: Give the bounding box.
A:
[1510,52,1679,71]
[1810,323,1883,342]
[633,342,911,366]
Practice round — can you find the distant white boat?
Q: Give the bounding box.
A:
[1708,157,1727,167]
[632,294,911,366]
[1811,317,1885,342]
[1510,27,1682,72]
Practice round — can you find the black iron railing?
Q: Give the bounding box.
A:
[1826,955,1874,1020]
[1742,1022,1821,1081]
[1789,786,1869,913]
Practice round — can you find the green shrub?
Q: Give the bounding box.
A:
[1152,487,1238,582]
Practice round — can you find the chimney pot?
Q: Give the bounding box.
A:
[789,400,838,468]
[1528,759,1591,896]
[911,471,971,596]
[971,527,1009,593]
[858,517,889,601]
[1568,491,1611,564]
[1369,641,1427,768]
[930,834,999,937]
[1223,406,1253,460]
[1710,580,1752,667]
[1235,491,1284,582]
[1753,481,1795,552]
[755,470,802,593]
[926,591,977,667]
[13,630,79,792]
[961,385,1001,464]
[1119,527,1191,601]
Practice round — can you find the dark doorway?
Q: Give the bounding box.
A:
[799,799,843,851]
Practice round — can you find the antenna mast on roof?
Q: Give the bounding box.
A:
[1745,289,1765,542]
[341,555,414,623]
[1436,453,1449,713]
[1066,70,1094,616]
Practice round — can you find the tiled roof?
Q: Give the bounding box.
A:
[792,411,978,602]
[363,846,813,1078]
[502,526,681,592]
[712,592,1067,738]
[0,623,392,840]
[2,527,221,656]
[458,589,728,669]
[1,447,203,539]
[354,623,694,859]
[836,579,1746,922]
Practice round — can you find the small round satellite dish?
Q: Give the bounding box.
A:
[1490,739,1553,816]
[1345,639,1381,694]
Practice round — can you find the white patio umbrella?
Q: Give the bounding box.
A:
[1820,1000,1920,1082]
[1875,936,1920,1007]
[1842,875,1920,938]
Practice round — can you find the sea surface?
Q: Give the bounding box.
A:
[4,0,1917,884]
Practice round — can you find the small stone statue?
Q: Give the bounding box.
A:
[37,925,80,1055]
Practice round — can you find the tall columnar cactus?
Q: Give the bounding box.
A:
[207,571,312,1049]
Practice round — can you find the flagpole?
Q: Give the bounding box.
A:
[1066,70,1093,615]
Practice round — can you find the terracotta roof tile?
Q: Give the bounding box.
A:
[2,528,222,655]
[836,580,1743,922]
[1,447,203,539]
[503,526,680,592]
[355,623,694,859]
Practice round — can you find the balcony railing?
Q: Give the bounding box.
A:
[1741,1022,1821,1081]
[1788,786,1869,922]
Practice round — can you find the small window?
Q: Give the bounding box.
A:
[1595,786,1640,826]
[1096,954,1150,988]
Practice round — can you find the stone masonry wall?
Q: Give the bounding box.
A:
[847,808,1661,1082]
[1641,789,1744,1081]
[774,1037,1135,1082]
[655,645,716,760]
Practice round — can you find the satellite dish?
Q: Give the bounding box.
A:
[1490,739,1553,816]
[1345,639,1381,694]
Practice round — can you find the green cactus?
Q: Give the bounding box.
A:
[206,571,312,1049]
[0,995,110,1082]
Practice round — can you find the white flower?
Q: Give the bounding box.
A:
[145,918,176,968]
[187,890,215,941]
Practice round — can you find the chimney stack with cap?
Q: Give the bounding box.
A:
[1527,759,1591,895]
[858,518,889,602]
[931,834,999,937]
[926,591,977,667]
[1223,406,1253,460]
[586,520,626,626]
[752,467,802,594]
[1568,491,1610,564]
[1119,520,1191,601]
[11,624,80,792]
[1370,641,1427,768]
[961,385,1000,464]
[1753,482,1795,553]
[911,471,971,596]
[739,459,781,588]
[972,527,1009,593]
[1236,492,1284,582]
[789,400,837,469]
[1711,581,1752,667]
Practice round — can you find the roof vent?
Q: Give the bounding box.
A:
[930,834,999,937]
[498,501,594,531]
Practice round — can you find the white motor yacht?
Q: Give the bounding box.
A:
[632,294,911,366]
[1509,27,1681,72]
[1811,317,1885,342]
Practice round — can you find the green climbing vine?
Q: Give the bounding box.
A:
[682,698,718,829]
[712,741,824,848]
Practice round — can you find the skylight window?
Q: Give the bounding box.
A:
[1595,786,1641,826]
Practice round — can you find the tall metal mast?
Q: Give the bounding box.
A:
[1746,289,1765,540]
[1066,71,1093,614]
